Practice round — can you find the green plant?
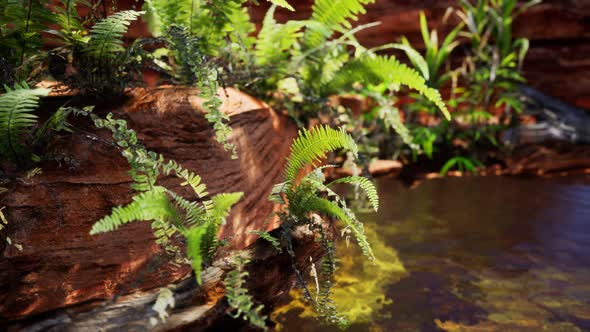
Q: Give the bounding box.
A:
[439,155,483,175]
[166,26,237,158]
[234,1,450,130]
[69,9,145,93]
[0,82,50,167]
[223,252,268,330]
[89,113,243,282]
[269,125,379,327]
[0,0,55,81]
[47,0,90,46]
[248,230,282,253]
[455,0,540,137]
[0,82,96,169]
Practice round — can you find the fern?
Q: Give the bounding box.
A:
[166,26,238,158]
[329,55,450,120]
[285,125,358,182]
[51,0,87,40]
[270,125,379,327]
[89,187,180,234]
[142,0,191,36]
[85,10,144,59]
[224,253,268,330]
[210,192,244,222]
[0,82,50,165]
[184,224,209,284]
[90,113,243,279]
[267,0,294,11]
[249,230,282,253]
[189,0,247,55]
[328,176,378,211]
[254,5,305,68]
[0,0,54,68]
[303,0,375,50]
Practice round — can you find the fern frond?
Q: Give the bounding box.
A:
[249,230,282,253]
[166,26,237,158]
[269,181,290,204]
[329,55,451,120]
[167,190,207,226]
[305,196,374,260]
[161,159,210,198]
[53,0,85,34]
[89,187,180,234]
[0,83,50,164]
[303,0,375,50]
[184,224,209,284]
[210,192,244,223]
[284,125,358,183]
[143,0,191,36]
[224,253,268,330]
[255,5,305,67]
[1,0,54,64]
[197,192,244,255]
[267,0,294,11]
[328,176,378,211]
[85,10,144,59]
[188,0,247,54]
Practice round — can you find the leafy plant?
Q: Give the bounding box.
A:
[249,230,282,253]
[0,0,55,81]
[454,0,540,139]
[69,9,145,93]
[223,253,268,330]
[269,125,379,327]
[166,26,237,158]
[89,113,243,282]
[439,155,483,175]
[0,82,50,167]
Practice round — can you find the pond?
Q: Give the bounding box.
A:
[271,175,590,331]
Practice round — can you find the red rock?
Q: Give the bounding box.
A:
[0,87,297,319]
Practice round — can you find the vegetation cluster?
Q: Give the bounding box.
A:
[0,0,540,329]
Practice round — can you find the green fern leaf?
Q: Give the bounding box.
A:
[267,0,294,11]
[305,196,374,260]
[89,187,181,234]
[249,230,282,253]
[284,125,358,182]
[0,83,50,164]
[329,55,451,120]
[303,0,375,50]
[210,192,244,222]
[86,10,144,59]
[255,5,305,67]
[224,253,268,330]
[328,176,378,211]
[184,224,209,284]
[167,190,207,226]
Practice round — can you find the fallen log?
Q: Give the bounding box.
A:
[3,226,325,332]
[0,86,297,321]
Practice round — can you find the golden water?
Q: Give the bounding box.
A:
[272,176,590,331]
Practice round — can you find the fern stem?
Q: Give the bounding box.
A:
[66,0,72,31]
[20,0,34,65]
[6,98,23,167]
[189,0,195,34]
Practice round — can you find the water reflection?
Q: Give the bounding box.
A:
[272,176,590,331]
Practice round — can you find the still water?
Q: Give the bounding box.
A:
[272,176,590,331]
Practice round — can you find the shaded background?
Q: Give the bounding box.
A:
[115,0,590,108]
